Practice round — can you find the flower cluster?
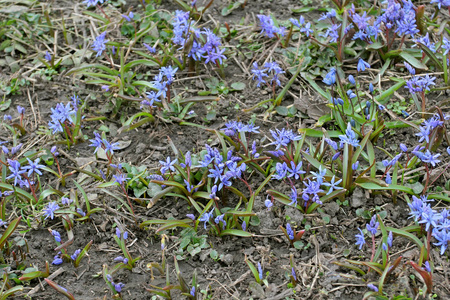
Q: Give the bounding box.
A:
[5,158,45,188]
[143,66,178,108]
[171,11,226,65]
[48,102,76,134]
[251,61,284,88]
[289,16,313,37]
[257,14,285,38]
[408,195,450,255]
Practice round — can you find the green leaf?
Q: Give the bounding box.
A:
[399,51,427,70]
[355,182,414,194]
[275,106,289,116]
[231,82,246,91]
[0,217,21,249]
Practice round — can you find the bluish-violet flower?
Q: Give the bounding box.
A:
[399,143,408,152]
[6,159,26,186]
[413,149,441,167]
[264,198,273,210]
[251,141,260,159]
[325,138,338,151]
[332,152,341,162]
[404,61,415,75]
[51,230,61,243]
[405,74,436,94]
[103,139,120,156]
[269,128,302,150]
[382,242,388,251]
[190,286,196,297]
[433,229,450,255]
[287,161,305,180]
[143,43,156,53]
[258,262,263,280]
[257,14,285,38]
[121,11,134,22]
[355,228,366,249]
[323,68,336,86]
[48,102,76,134]
[242,220,247,231]
[61,197,72,205]
[159,156,177,174]
[286,223,294,240]
[423,261,431,272]
[357,58,370,72]
[52,253,63,265]
[264,61,284,87]
[116,227,128,240]
[290,15,305,28]
[272,162,288,180]
[442,36,450,55]
[385,172,392,184]
[71,249,81,261]
[186,214,195,220]
[43,202,60,220]
[418,205,438,232]
[311,166,327,185]
[92,32,108,57]
[114,282,125,293]
[180,151,192,168]
[251,62,268,87]
[318,9,336,21]
[288,187,298,206]
[331,97,344,106]
[113,174,127,185]
[204,47,227,65]
[214,214,226,230]
[322,175,343,195]
[10,143,22,155]
[352,161,359,171]
[199,208,214,229]
[339,122,360,148]
[114,256,129,264]
[291,267,297,280]
[303,179,324,204]
[23,158,45,177]
[3,114,12,122]
[430,0,450,9]
[44,51,52,62]
[348,75,356,85]
[0,219,7,228]
[319,24,340,43]
[387,231,393,248]
[83,0,105,7]
[367,283,378,292]
[17,106,25,115]
[347,89,357,99]
[366,215,379,235]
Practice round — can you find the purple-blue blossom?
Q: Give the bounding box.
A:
[43,202,60,220]
[92,32,108,57]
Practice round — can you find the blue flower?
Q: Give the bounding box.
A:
[51,230,61,243]
[339,122,360,148]
[286,223,294,240]
[92,32,108,57]
[257,262,263,280]
[17,106,25,114]
[272,162,288,180]
[366,215,379,235]
[355,228,366,250]
[322,68,336,86]
[114,282,125,293]
[6,159,25,186]
[83,0,105,7]
[159,156,177,174]
[143,43,156,53]
[257,14,284,38]
[288,187,298,206]
[251,62,268,87]
[23,158,45,177]
[287,161,305,180]
[322,175,343,195]
[269,128,302,150]
[264,198,273,210]
[367,283,378,292]
[121,11,134,22]
[44,51,52,62]
[214,214,226,230]
[199,208,214,229]
[113,174,127,185]
[387,231,393,248]
[357,58,370,72]
[43,202,60,220]
[71,249,81,261]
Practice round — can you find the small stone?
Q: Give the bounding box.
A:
[221,254,233,265]
[351,187,365,208]
[324,201,339,216]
